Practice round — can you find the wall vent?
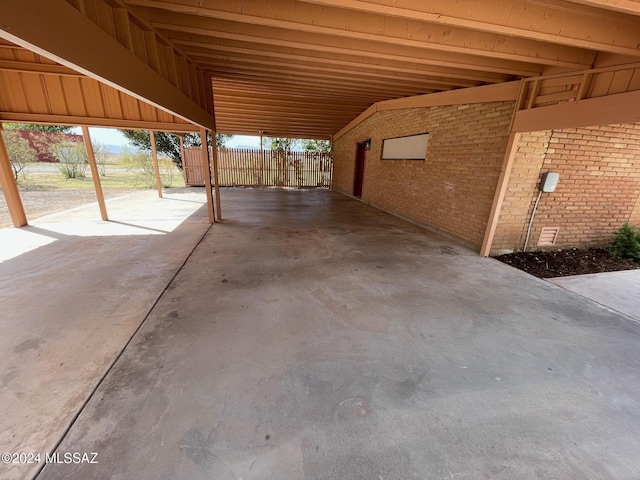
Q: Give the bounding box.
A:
[537,227,560,246]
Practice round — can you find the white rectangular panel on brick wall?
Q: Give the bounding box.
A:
[382,133,429,160]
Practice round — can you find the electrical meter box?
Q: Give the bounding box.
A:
[540,172,560,193]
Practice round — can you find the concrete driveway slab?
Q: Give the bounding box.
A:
[548,269,640,324]
[0,190,209,480]
[11,189,640,480]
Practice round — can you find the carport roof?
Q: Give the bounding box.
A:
[125,0,640,138]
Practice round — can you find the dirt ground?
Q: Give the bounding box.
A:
[495,248,640,278]
[0,185,144,228]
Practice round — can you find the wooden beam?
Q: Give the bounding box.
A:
[334,81,519,140]
[300,0,640,57]
[149,130,163,198]
[81,126,108,221]
[199,127,214,223]
[211,133,222,221]
[200,58,459,92]
[213,77,402,101]
[0,123,28,227]
[179,133,185,170]
[511,89,640,132]
[333,105,377,141]
[153,20,542,77]
[214,92,369,108]
[136,0,593,68]
[187,50,480,88]
[480,132,521,257]
[210,69,431,97]
[0,113,199,132]
[0,60,82,77]
[172,35,511,84]
[376,81,520,111]
[562,0,640,16]
[0,0,215,130]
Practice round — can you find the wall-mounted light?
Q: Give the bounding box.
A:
[363,139,371,150]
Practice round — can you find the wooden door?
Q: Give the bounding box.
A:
[353,142,365,197]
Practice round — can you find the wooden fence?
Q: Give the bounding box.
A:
[183,148,332,188]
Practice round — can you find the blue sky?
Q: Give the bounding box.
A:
[227,135,260,148]
[72,127,129,146]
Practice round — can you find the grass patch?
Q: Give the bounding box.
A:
[20,159,185,191]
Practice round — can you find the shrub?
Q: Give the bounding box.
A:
[51,142,89,179]
[607,223,640,260]
[124,148,176,188]
[124,148,156,187]
[3,130,35,181]
[92,141,109,177]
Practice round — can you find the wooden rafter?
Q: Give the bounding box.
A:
[0,0,216,130]
[0,41,200,132]
[299,0,640,56]
[129,0,597,67]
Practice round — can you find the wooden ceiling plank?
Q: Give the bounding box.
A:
[212,76,420,100]
[0,0,215,130]
[19,72,50,114]
[561,0,640,16]
[213,100,367,114]
[170,35,511,84]
[211,77,431,100]
[0,60,84,77]
[43,75,69,115]
[207,65,447,95]
[212,90,371,107]
[131,0,594,67]
[299,0,640,56]
[79,76,107,118]
[194,56,461,91]
[100,82,125,118]
[62,76,90,117]
[151,20,543,76]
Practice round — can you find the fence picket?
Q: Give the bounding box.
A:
[186,148,332,188]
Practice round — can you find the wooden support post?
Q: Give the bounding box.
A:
[211,131,222,221]
[199,127,215,223]
[81,126,108,221]
[179,134,185,170]
[149,130,163,198]
[0,123,28,227]
[480,132,521,256]
[259,130,265,187]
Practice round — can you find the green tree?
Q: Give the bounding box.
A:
[264,137,299,152]
[301,139,331,153]
[4,123,74,133]
[3,130,36,181]
[119,130,231,169]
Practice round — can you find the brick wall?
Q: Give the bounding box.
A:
[492,123,640,253]
[333,101,514,248]
[333,102,513,246]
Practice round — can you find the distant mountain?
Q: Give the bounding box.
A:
[231,144,260,150]
[105,144,125,154]
[105,144,140,155]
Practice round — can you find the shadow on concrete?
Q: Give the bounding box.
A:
[0,192,210,480]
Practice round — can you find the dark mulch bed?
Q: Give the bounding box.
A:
[494,248,640,279]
